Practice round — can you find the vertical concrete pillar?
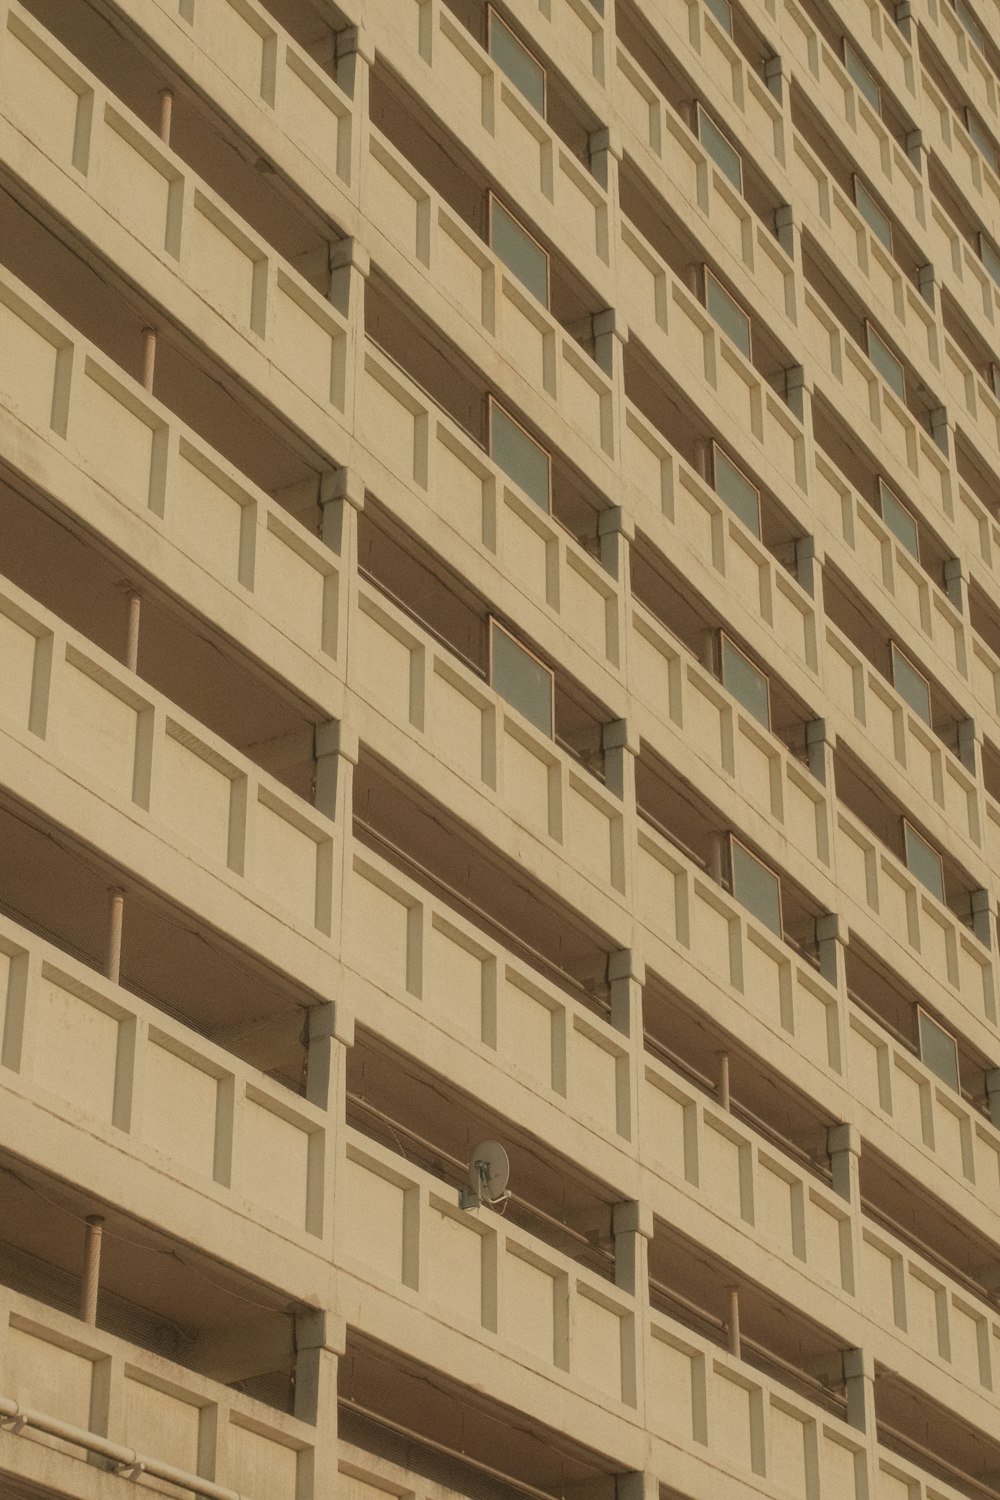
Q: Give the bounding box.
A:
[613,1199,652,1413]
[805,717,833,786]
[816,913,848,1078]
[80,1215,104,1324]
[329,237,370,429]
[320,465,364,667]
[608,948,644,1148]
[828,1122,860,1297]
[314,720,358,955]
[305,1001,353,1111]
[294,1309,345,1495]
[598,504,634,679]
[335,25,374,192]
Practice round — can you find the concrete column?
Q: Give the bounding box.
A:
[816,913,848,1077]
[305,1000,353,1110]
[805,716,833,785]
[844,1345,877,1435]
[334,25,374,190]
[774,204,801,273]
[329,237,370,429]
[598,504,634,684]
[613,1199,652,1414]
[608,948,644,1148]
[828,1122,861,1297]
[603,717,638,909]
[943,555,967,615]
[314,720,358,827]
[321,465,364,665]
[294,1309,345,1495]
[970,887,993,950]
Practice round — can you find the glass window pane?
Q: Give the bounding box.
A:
[730,838,782,936]
[890,643,931,725]
[853,177,893,252]
[713,444,761,536]
[490,198,549,305]
[979,233,1000,286]
[955,0,984,49]
[903,820,945,901]
[966,110,998,170]
[877,479,920,559]
[491,622,553,735]
[705,269,752,358]
[488,10,546,115]
[990,363,1000,400]
[918,1009,960,1090]
[866,323,906,400]
[704,0,734,33]
[490,402,550,511]
[697,105,743,192]
[843,40,881,113]
[721,635,770,728]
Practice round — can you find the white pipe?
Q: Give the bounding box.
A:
[106,887,124,985]
[125,590,141,673]
[0,1394,250,1499]
[158,88,173,145]
[142,328,157,392]
[80,1215,103,1325]
[727,1285,741,1357]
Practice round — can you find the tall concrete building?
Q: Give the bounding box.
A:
[3,0,1000,1497]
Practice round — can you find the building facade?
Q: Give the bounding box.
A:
[1,0,1000,1497]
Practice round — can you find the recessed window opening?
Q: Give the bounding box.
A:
[890,643,932,725]
[954,0,985,49]
[966,107,998,171]
[705,0,734,32]
[729,835,783,936]
[876,477,920,559]
[918,1007,960,1090]
[902,818,946,902]
[712,442,762,537]
[865,321,906,400]
[488,5,546,115]
[978,232,1000,286]
[488,194,550,306]
[695,102,744,192]
[843,40,881,113]
[490,620,554,736]
[488,399,551,513]
[719,632,771,728]
[703,267,752,358]
[853,175,893,252]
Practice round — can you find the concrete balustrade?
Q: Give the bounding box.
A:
[364,128,617,468]
[0,1283,318,1500]
[0,3,352,441]
[340,1128,639,1409]
[0,572,341,943]
[623,401,820,687]
[0,911,331,1259]
[0,263,342,676]
[823,620,981,852]
[834,805,995,1016]
[919,70,1000,236]
[359,342,623,674]
[941,332,1000,464]
[911,0,1000,140]
[368,0,613,295]
[344,847,633,1149]
[352,580,627,900]
[631,601,833,874]
[617,219,810,516]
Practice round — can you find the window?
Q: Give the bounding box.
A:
[488,6,546,115]
[918,1008,960,1089]
[978,231,1000,287]
[489,400,550,512]
[720,633,770,727]
[989,362,1000,400]
[712,442,761,536]
[490,620,553,735]
[954,0,985,50]
[704,267,752,358]
[903,819,945,901]
[965,108,998,171]
[489,196,549,305]
[865,321,906,400]
[730,836,782,936]
[890,642,932,724]
[877,478,919,559]
[853,176,893,252]
[695,103,743,192]
[704,0,734,34]
[843,39,881,113]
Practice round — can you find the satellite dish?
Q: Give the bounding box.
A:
[459,1140,510,1210]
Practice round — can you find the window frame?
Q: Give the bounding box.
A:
[719,631,771,729]
[487,4,547,116]
[842,38,882,114]
[917,1006,961,1090]
[852,174,893,253]
[703,266,753,360]
[728,834,783,937]
[965,106,998,171]
[711,440,762,538]
[978,231,1000,286]
[865,320,906,401]
[489,617,555,737]
[694,101,744,193]
[876,477,920,561]
[488,396,552,514]
[704,0,734,33]
[902,817,946,902]
[953,0,985,49]
[488,192,551,307]
[890,641,932,725]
